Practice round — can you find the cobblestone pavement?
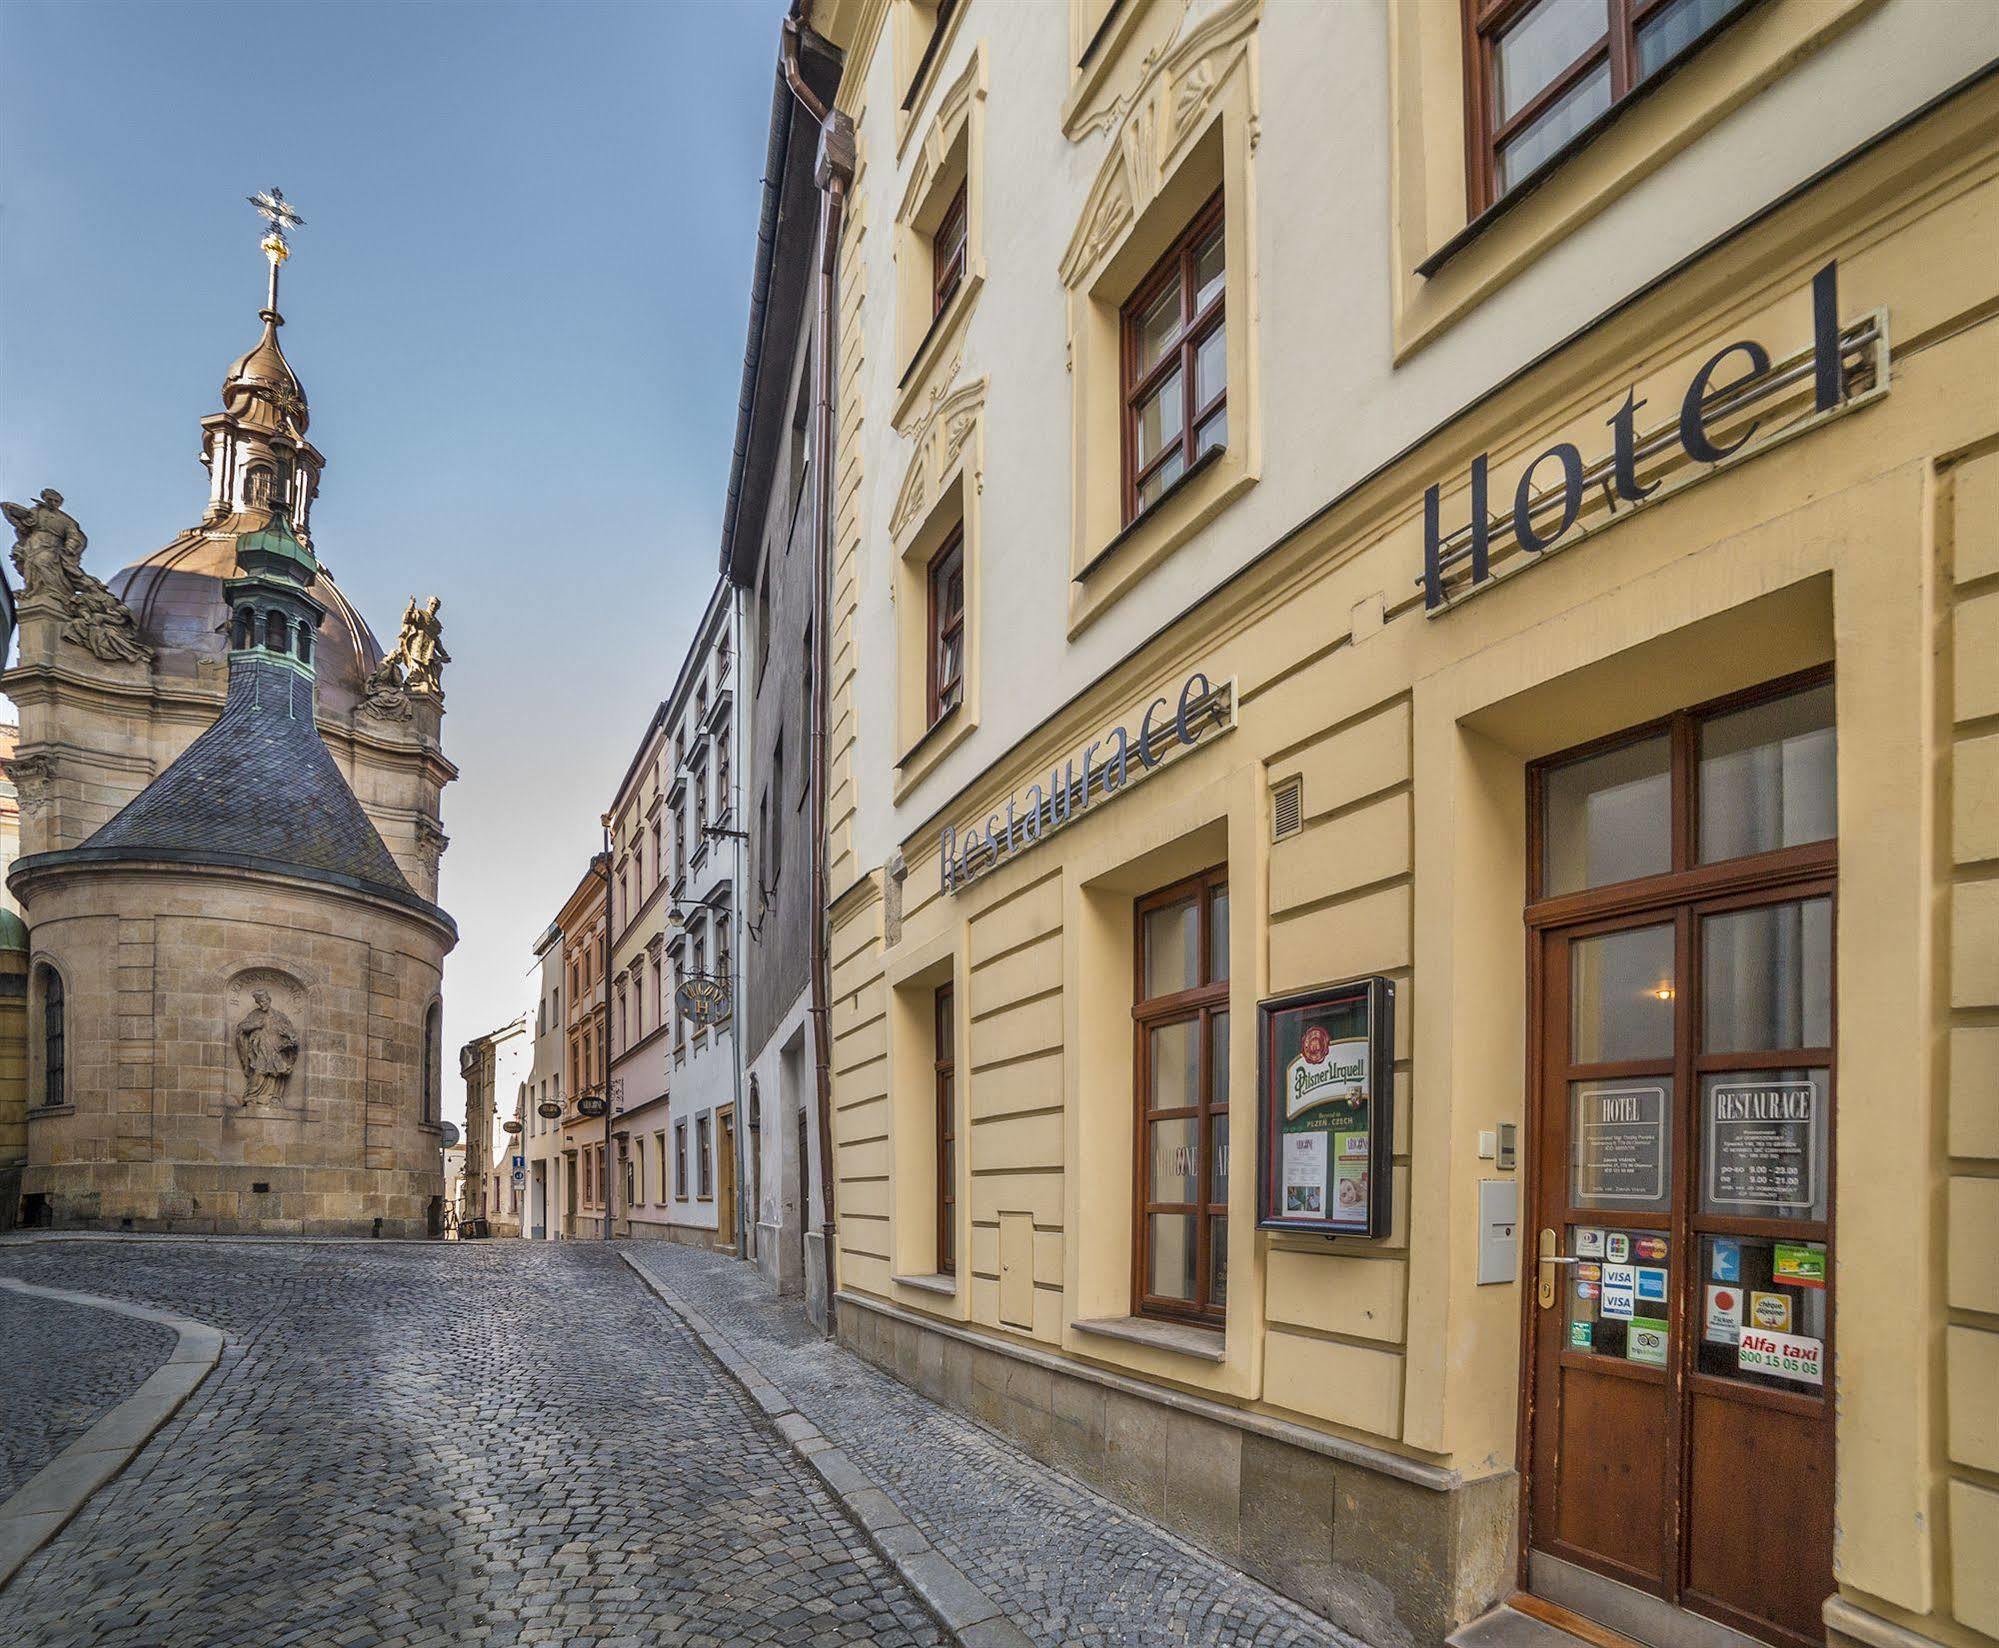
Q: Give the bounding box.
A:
[0,1289,177,1500]
[0,1241,945,1648]
[623,1244,1364,1648]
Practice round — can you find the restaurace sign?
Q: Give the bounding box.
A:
[1421,260,1887,611]
[939,671,1235,895]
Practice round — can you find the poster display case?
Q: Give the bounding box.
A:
[1256,977,1395,1239]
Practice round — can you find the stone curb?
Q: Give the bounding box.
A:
[0,1279,224,1591]
[617,1250,1036,1648]
[0,1232,438,1247]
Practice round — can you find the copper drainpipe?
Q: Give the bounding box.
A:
[783,5,852,1336]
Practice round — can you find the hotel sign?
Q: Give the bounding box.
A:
[939,671,1235,895]
[1421,260,1888,612]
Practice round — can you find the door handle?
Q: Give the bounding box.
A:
[1536,1227,1574,1309]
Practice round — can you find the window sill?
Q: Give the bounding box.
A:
[893,1271,959,1297]
[27,1103,74,1121]
[896,701,961,770]
[1076,443,1227,583]
[893,271,983,434]
[1072,1313,1225,1363]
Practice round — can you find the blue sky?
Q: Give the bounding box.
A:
[0,0,784,1122]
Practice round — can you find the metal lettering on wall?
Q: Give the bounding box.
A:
[938,671,1236,896]
[1419,259,1890,613]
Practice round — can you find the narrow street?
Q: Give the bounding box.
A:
[0,1241,1356,1648]
[0,1243,943,1648]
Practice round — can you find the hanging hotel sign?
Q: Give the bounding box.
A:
[675,973,732,1028]
[1420,260,1888,613]
[938,670,1235,895]
[1257,977,1396,1239]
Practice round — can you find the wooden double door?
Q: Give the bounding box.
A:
[1521,674,1838,1648]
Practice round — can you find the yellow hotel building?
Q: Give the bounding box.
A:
[786,2,1999,1646]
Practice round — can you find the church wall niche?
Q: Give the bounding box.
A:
[225,965,307,1116]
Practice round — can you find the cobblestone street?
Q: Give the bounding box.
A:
[0,1241,944,1648]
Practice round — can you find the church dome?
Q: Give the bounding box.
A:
[111,527,383,716]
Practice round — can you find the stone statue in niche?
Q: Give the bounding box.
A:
[235,988,301,1107]
[2,488,155,665]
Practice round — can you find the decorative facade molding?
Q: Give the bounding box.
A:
[889,374,988,548]
[1058,0,1260,291]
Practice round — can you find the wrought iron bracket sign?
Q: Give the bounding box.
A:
[676,973,732,1028]
[537,1099,563,1119]
[1419,259,1889,613]
[939,671,1236,895]
[1257,977,1395,1239]
[575,1093,609,1119]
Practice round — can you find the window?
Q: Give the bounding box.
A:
[932,180,968,316]
[674,812,686,885]
[1133,867,1231,1325]
[769,734,786,886]
[676,1121,689,1197]
[1464,0,1751,212]
[265,609,290,653]
[695,767,709,854]
[650,819,662,889]
[716,717,732,820]
[656,1131,669,1201]
[673,951,686,1052]
[800,624,813,803]
[697,1114,713,1198]
[926,529,965,725]
[935,985,956,1275]
[714,903,733,996]
[1122,193,1226,523]
[39,965,64,1108]
[422,1001,441,1123]
[757,564,772,680]
[617,984,628,1054]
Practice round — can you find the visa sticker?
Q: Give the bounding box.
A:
[1635,1267,1668,1303]
[1605,1233,1631,1263]
[1712,1238,1741,1283]
[1600,1265,1637,1320]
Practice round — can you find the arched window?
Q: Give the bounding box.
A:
[234,606,256,648]
[244,465,273,509]
[422,1001,442,1124]
[265,610,289,654]
[296,622,313,666]
[37,965,64,1108]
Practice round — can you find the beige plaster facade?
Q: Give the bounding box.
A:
[801,2,1999,1646]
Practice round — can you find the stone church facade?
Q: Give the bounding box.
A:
[1,222,457,1236]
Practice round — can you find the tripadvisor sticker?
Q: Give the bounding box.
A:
[1627,1318,1669,1366]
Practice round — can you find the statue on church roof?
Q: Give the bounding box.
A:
[5,489,154,665]
[390,596,449,699]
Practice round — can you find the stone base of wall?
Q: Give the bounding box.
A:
[23,1161,436,1240]
[0,1163,21,1232]
[837,1293,1515,1648]
[624,1217,727,1249]
[755,1218,805,1295]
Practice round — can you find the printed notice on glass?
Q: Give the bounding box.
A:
[1281,1132,1327,1217]
[1574,1085,1667,1202]
[1708,1080,1818,1210]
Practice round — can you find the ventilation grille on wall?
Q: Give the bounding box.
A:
[1271,776,1304,842]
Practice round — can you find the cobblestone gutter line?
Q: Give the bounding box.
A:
[620,1251,1036,1648]
[0,1279,223,1590]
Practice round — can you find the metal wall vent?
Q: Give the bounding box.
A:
[1271,776,1304,842]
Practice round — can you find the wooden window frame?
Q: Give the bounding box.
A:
[935,984,957,1275]
[675,1121,689,1198]
[1120,191,1226,528]
[926,527,966,728]
[697,1114,713,1200]
[933,179,969,317]
[1132,865,1231,1327]
[1461,0,1754,216]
